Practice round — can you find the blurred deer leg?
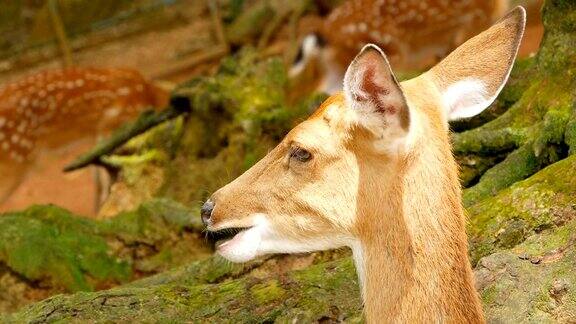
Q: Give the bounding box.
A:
[93,166,111,213]
[92,135,111,213]
[285,8,303,65]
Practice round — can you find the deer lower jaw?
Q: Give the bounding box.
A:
[216,226,262,263]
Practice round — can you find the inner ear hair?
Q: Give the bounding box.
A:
[344,44,410,130]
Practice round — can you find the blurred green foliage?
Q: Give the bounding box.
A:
[0,0,179,57]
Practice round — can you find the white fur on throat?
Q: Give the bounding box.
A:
[350,241,366,299]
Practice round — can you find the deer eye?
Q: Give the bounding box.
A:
[290,147,312,163]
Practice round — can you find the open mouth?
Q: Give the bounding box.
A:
[205,224,263,263]
[206,227,252,245]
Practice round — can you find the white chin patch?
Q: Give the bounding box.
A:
[216,227,262,263]
[215,214,352,262]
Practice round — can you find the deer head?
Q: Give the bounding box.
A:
[204,4,525,260]
[204,8,525,319]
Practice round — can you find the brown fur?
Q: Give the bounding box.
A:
[321,0,510,70]
[207,8,525,323]
[0,67,168,203]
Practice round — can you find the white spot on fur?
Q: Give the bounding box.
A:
[117,87,131,96]
[104,107,120,119]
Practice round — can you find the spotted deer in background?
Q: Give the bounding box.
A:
[0,67,168,204]
[292,0,510,93]
[201,7,525,323]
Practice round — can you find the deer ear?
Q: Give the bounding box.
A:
[343,44,409,133]
[427,7,526,121]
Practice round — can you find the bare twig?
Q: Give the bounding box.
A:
[284,5,306,65]
[257,9,289,51]
[151,46,228,80]
[48,0,74,67]
[63,106,189,172]
[207,0,230,53]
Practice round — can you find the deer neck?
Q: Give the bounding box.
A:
[352,141,484,323]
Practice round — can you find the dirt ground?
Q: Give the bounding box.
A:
[0,4,544,218]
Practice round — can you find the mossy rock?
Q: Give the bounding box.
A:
[452,0,576,206]
[6,257,362,323]
[0,46,327,315]
[0,206,131,293]
[467,155,576,265]
[0,199,211,313]
[477,220,576,323]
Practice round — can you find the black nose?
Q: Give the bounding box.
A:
[201,200,215,226]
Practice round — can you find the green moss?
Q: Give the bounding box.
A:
[250,280,286,304]
[494,219,529,249]
[478,227,576,323]
[481,285,499,305]
[453,127,527,154]
[532,101,572,157]
[456,154,502,187]
[0,198,212,312]
[463,144,544,207]
[7,258,362,323]
[512,221,576,256]
[467,156,576,264]
[225,0,275,45]
[537,0,576,76]
[99,198,204,242]
[454,80,573,150]
[565,106,576,155]
[452,71,574,208]
[0,206,130,292]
